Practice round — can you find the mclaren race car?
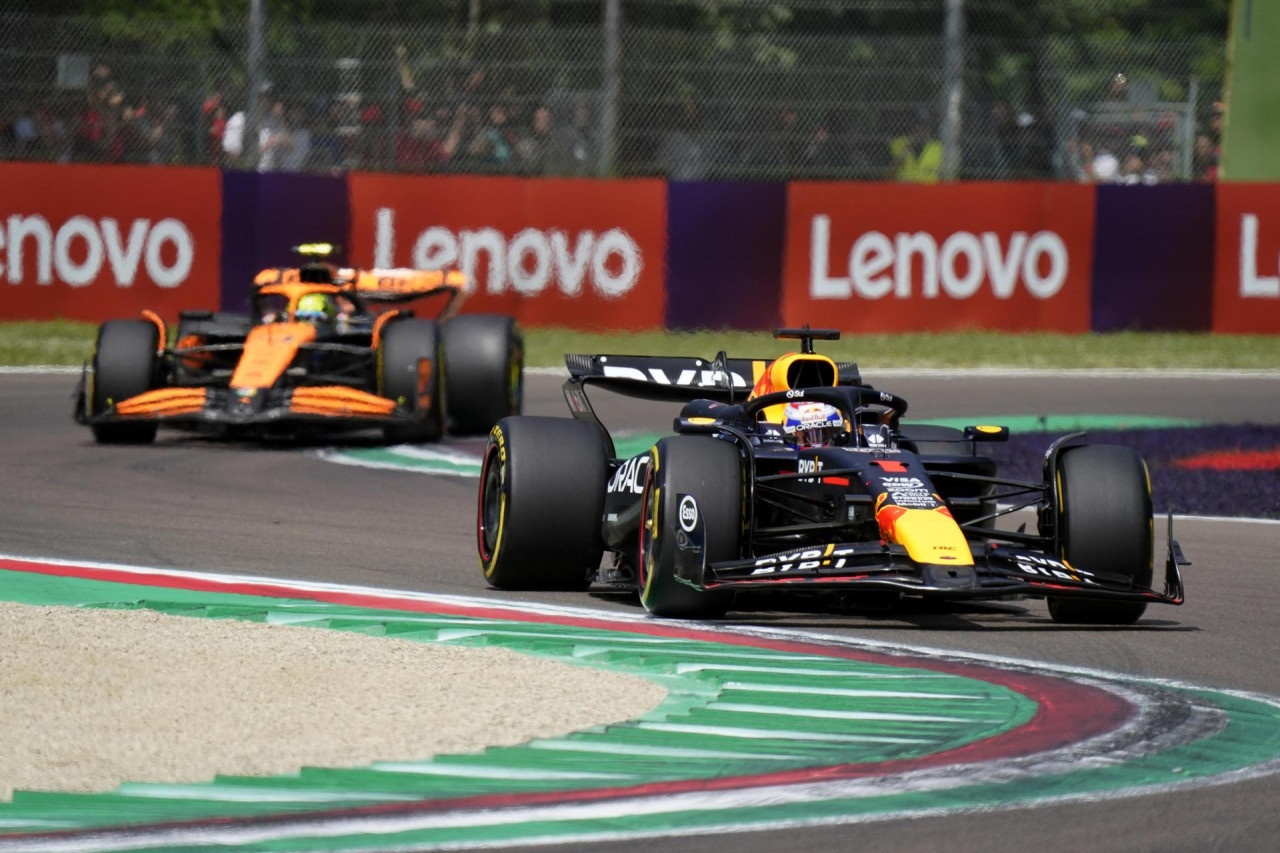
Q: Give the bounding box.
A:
[75,247,522,444]
[477,328,1187,624]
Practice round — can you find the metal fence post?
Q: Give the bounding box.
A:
[941,0,965,181]
[1183,77,1200,179]
[246,0,266,168]
[599,0,621,178]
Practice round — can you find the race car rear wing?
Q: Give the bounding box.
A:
[564,353,862,403]
[254,266,468,314]
[562,352,861,457]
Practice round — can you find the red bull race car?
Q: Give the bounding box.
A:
[477,328,1187,624]
[75,246,522,444]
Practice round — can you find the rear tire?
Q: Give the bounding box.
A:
[639,436,741,619]
[443,315,522,435]
[477,417,607,590]
[90,320,160,445]
[1047,445,1153,625]
[379,319,443,444]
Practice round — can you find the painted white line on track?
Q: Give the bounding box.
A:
[0,366,82,374]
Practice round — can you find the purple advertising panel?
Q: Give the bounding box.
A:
[665,181,787,330]
[219,171,350,313]
[1090,184,1215,331]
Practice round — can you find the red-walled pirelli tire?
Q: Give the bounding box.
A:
[638,436,741,620]
[1048,444,1154,625]
[90,320,160,445]
[443,314,523,436]
[379,318,444,444]
[477,416,606,590]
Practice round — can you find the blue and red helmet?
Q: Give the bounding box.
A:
[782,401,844,446]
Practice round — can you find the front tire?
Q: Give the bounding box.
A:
[638,436,741,619]
[443,314,523,435]
[477,417,607,590]
[90,320,160,444]
[1047,444,1154,625]
[378,318,443,444]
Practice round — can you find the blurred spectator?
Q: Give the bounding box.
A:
[280,105,312,171]
[146,102,181,165]
[257,99,291,171]
[517,105,554,174]
[656,99,709,180]
[1091,147,1120,181]
[396,114,450,170]
[466,103,518,167]
[1194,133,1219,182]
[544,100,594,176]
[889,113,941,183]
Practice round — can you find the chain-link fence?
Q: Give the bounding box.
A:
[0,0,1226,183]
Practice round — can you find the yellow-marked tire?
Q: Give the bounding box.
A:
[1048,444,1154,625]
[91,320,160,445]
[443,315,523,436]
[379,319,443,444]
[638,436,740,619]
[477,416,606,590]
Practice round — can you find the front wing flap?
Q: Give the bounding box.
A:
[680,539,1184,606]
[81,384,417,428]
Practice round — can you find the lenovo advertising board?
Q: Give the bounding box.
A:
[1213,183,1280,333]
[782,182,1095,332]
[349,174,667,329]
[0,163,221,322]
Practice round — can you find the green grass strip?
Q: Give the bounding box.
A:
[4,321,1279,370]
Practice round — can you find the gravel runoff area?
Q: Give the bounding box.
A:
[0,602,667,800]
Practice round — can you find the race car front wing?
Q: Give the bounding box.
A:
[673,520,1186,607]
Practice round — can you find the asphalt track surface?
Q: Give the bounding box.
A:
[3,370,1280,853]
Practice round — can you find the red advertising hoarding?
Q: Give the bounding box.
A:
[0,163,222,322]
[781,182,1095,333]
[1213,183,1280,333]
[348,174,667,330]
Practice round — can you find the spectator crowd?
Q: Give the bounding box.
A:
[1,64,1222,184]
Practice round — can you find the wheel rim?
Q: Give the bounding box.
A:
[477,446,504,562]
[637,464,659,596]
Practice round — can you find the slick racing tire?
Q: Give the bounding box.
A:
[478,416,607,590]
[638,436,741,620]
[443,315,523,436]
[1048,444,1154,625]
[90,320,161,445]
[378,318,444,444]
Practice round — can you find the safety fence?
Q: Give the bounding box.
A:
[0,1,1225,183]
[0,162,1275,334]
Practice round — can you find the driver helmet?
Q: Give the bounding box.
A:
[782,401,844,447]
[295,292,336,325]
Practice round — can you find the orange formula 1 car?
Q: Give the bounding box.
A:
[74,251,522,444]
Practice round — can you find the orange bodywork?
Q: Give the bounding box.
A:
[875,499,974,566]
[288,386,398,417]
[113,388,209,417]
[229,323,317,390]
[140,310,167,353]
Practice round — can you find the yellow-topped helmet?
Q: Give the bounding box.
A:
[295,292,337,324]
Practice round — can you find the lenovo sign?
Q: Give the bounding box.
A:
[350,174,666,329]
[0,163,221,322]
[1213,185,1280,333]
[783,183,1094,332]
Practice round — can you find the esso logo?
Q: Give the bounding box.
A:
[373,208,642,299]
[0,214,194,288]
[678,495,699,532]
[809,215,1068,301]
